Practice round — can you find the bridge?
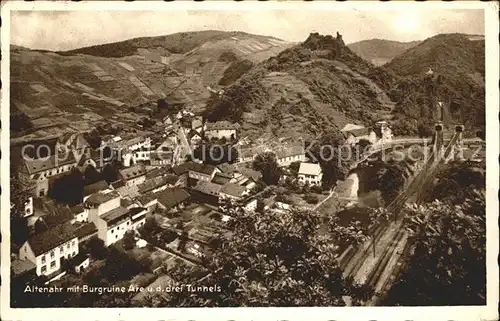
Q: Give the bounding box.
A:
[338,122,483,305]
[349,136,484,171]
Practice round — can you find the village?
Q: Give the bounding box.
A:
[11,102,394,306]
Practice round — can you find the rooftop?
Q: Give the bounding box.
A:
[74,222,98,239]
[211,172,233,185]
[236,167,262,181]
[341,123,366,132]
[27,222,77,256]
[156,188,191,209]
[119,164,147,180]
[205,121,240,131]
[23,152,77,175]
[342,128,370,137]
[138,176,174,194]
[100,206,130,225]
[194,181,223,195]
[298,162,322,176]
[136,192,158,206]
[188,162,217,175]
[11,259,36,277]
[85,191,120,207]
[83,180,110,197]
[275,144,305,159]
[220,182,247,198]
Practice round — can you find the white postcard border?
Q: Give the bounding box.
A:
[1,1,498,320]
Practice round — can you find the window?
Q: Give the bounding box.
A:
[50,261,56,268]
[60,246,64,253]
[41,256,46,265]
[72,252,76,257]
[71,240,76,246]
[111,229,114,234]
[50,250,55,258]
[67,244,70,249]
[41,266,47,273]
[127,222,130,225]
[115,235,118,239]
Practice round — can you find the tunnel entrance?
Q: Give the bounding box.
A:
[455,125,464,133]
[435,124,443,131]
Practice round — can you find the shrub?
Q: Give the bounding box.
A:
[310,185,323,194]
[122,231,136,250]
[303,193,319,204]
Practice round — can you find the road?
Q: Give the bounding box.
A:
[174,123,192,163]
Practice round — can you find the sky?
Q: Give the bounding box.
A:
[10,9,484,51]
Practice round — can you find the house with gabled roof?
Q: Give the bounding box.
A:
[83,180,112,201]
[84,190,146,246]
[187,162,220,182]
[119,163,147,187]
[20,152,78,197]
[204,121,240,140]
[137,175,177,195]
[19,222,79,276]
[219,182,249,201]
[297,162,323,185]
[275,143,307,167]
[156,188,191,213]
[341,123,377,146]
[188,130,203,147]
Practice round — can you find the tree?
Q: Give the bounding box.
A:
[417,123,434,138]
[177,231,189,252]
[11,111,34,133]
[48,168,84,206]
[252,152,282,185]
[288,161,301,177]
[307,132,349,188]
[10,163,31,245]
[100,246,150,283]
[384,196,486,306]
[138,217,161,241]
[101,161,121,184]
[303,193,319,204]
[157,98,169,110]
[88,236,108,260]
[160,229,178,244]
[83,129,102,149]
[357,139,372,152]
[122,231,136,250]
[83,165,102,185]
[146,205,374,307]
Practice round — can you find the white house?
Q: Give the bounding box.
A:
[341,124,376,146]
[20,153,78,197]
[188,131,203,146]
[19,222,79,276]
[119,164,147,187]
[187,162,221,182]
[219,183,249,202]
[70,253,90,274]
[85,191,147,246]
[374,121,393,144]
[297,163,323,185]
[204,121,240,140]
[275,144,307,167]
[23,197,34,218]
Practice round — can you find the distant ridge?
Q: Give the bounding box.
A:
[348,38,422,66]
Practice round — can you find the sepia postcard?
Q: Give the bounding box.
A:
[1,1,498,320]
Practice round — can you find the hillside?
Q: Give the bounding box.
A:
[10,31,485,144]
[204,32,397,141]
[10,31,292,142]
[348,39,421,66]
[384,33,485,133]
